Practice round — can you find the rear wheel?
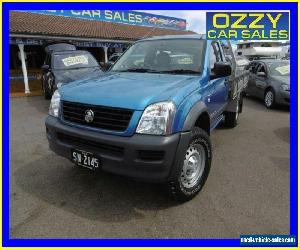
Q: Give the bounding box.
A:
[264,89,276,109]
[224,95,242,128]
[242,91,248,97]
[168,127,212,202]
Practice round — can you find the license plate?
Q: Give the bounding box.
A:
[71,149,100,170]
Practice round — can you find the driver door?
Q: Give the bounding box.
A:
[247,62,259,96]
[254,63,268,99]
[206,42,229,123]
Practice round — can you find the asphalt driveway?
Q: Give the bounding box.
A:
[10,96,290,238]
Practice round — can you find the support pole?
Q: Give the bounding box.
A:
[103,46,108,63]
[18,44,30,94]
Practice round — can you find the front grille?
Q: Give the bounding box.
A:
[62,101,133,132]
[138,150,165,161]
[57,133,124,157]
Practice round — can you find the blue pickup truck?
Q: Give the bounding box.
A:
[45,35,247,201]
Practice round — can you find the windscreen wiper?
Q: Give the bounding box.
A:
[56,66,98,70]
[115,68,160,73]
[160,69,200,75]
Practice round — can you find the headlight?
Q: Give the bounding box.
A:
[136,101,176,135]
[281,84,290,91]
[49,90,61,117]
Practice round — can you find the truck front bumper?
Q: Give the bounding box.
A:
[45,116,191,182]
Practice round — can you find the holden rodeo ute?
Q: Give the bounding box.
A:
[45,35,248,201]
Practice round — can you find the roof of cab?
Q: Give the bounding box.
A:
[45,43,76,54]
[140,34,205,41]
[52,50,91,55]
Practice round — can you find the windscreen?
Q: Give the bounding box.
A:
[111,39,206,74]
[53,52,99,70]
[268,62,290,76]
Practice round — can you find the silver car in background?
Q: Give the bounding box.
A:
[245,59,290,108]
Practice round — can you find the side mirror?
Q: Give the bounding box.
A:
[257,72,266,77]
[42,64,49,72]
[211,62,231,79]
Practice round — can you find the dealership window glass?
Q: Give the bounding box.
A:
[111,39,205,74]
[10,45,21,70]
[10,45,46,70]
[25,46,46,69]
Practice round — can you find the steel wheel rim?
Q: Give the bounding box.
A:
[181,144,206,189]
[265,91,273,107]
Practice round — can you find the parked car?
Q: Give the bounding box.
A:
[42,44,102,99]
[108,53,123,64]
[99,53,123,71]
[245,59,290,108]
[235,56,250,71]
[225,55,250,78]
[45,35,248,201]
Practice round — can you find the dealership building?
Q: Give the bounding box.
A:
[9,10,194,95]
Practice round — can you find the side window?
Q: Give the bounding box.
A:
[209,45,217,70]
[47,55,51,66]
[210,42,224,72]
[253,63,260,74]
[256,64,266,74]
[214,42,224,62]
[248,62,257,73]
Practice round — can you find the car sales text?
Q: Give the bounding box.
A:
[206,12,289,40]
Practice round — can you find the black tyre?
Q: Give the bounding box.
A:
[168,127,212,202]
[43,77,53,100]
[264,88,276,109]
[242,91,248,97]
[224,96,241,128]
[239,95,244,113]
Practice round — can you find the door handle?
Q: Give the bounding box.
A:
[207,95,211,103]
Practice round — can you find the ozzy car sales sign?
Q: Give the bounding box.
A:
[206,12,289,40]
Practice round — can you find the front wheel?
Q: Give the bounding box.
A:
[168,127,212,202]
[264,89,276,109]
